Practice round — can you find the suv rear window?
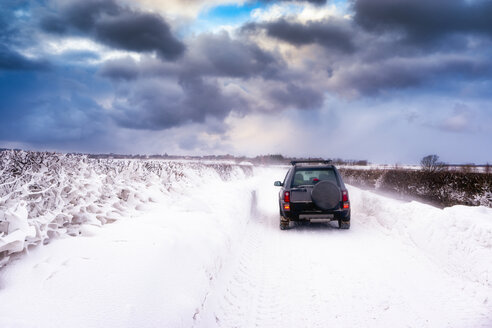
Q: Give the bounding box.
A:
[291,168,338,187]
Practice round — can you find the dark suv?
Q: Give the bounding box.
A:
[274,160,350,230]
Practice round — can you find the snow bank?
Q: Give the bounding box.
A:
[0,153,279,327]
[0,157,282,328]
[350,185,492,289]
[0,150,253,267]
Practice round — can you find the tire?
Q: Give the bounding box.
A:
[280,217,289,230]
[338,220,350,229]
[311,181,341,210]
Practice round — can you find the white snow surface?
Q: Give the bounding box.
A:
[0,163,491,328]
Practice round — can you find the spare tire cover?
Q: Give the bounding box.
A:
[311,181,340,210]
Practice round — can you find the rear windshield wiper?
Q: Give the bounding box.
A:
[291,186,310,191]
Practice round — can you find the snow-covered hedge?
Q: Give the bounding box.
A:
[0,150,252,267]
[340,168,492,208]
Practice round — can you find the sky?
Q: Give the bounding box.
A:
[1,0,491,164]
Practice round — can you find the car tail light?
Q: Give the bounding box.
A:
[342,190,349,209]
[283,204,290,211]
[283,191,290,203]
[342,190,348,202]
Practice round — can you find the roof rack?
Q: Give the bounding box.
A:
[290,160,332,165]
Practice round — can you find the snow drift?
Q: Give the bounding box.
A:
[351,186,492,290]
[0,152,284,328]
[0,150,253,267]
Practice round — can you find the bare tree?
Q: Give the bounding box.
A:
[420,154,446,173]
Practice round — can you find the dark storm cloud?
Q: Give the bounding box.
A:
[101,33,284,83]
[40,0,185,60]
[241,0,492,97]
[244,19,355,53]
[111,77,247,130]
[180,76,245,120]
[353,0,492,44]
[190,33,284,79]
[99,57,140,81]
[96,29,301,131]
[331,55,492,96]
[99,12,492,132]
[97,29,290,130]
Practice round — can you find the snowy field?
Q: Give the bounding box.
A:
[0,159,491,328]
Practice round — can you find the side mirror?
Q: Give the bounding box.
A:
[274,181,283,187]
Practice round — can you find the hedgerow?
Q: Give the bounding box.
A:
[339,168,492,208]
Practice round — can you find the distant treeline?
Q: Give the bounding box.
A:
[2,149,490,171]
[0,149,369,166]
[87,153,370,165]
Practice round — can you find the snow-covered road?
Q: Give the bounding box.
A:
[197,193,491,328]
[0,165,491,328]
[195,175,492,328]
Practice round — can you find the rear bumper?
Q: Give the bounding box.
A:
[281,202,350,221]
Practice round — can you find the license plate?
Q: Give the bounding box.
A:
[299,214,334,221]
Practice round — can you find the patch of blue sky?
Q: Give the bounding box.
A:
[207,2,263,20]
[333,0,350,12]
[188,1,263,34]
[331,0,348,5]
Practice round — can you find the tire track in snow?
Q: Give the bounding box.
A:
[213,214,282,328]
[196,214,338,328]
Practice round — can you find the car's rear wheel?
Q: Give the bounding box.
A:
[280,217,289,230]
[338,220,350,229]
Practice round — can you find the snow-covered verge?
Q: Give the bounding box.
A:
[0,157,281,328]
[351,185,492,291]
[0,150,253,267]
